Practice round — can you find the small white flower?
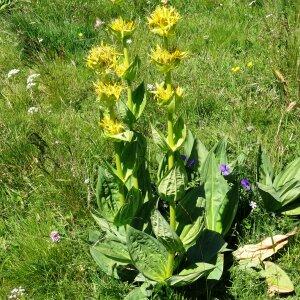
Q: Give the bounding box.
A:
[147,84,154,91]
[126,38,132,45]
[27,73,40,84]
[38,38,43,43]
[54,140,60,145]
[84,178,90,184]
[249,201,257,211]
[28,106,39,114]
[26,73,40,89]
[94,18,105,29]
[7,69,20,78]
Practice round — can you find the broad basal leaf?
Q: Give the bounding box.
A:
[158,160,187,202]
[90,246,119,278]
[151,209,184,253]
[124,282,153,300]
[166,263,214,287]
[127,226,168,282]
[93,240,131,263]
[273,158,300,189]
[257,182,282,212]
[213,138,228,166]
[277,179,300,207]
[96,166,120,222]
[257,146,274,185]
[201,150,232,234]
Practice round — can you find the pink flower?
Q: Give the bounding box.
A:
[50,231,60,242]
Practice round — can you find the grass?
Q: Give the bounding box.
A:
[0,0,299,299]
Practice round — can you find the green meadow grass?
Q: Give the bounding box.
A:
[0,0,299,299]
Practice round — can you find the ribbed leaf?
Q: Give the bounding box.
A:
[151,209,184,253]
[127,226,168,282]
[166,263,214,287]
[273,158,300,189]
[158,160,188,202]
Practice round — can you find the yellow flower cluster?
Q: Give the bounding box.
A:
[152,82,183,106]
[86,43,119,72]
[150,45,187,73]
[148,6,180,37]
[110,17,135,40]
[94,81,123,105]
[100,115,124,135]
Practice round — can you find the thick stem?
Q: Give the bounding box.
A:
[123,44,138,189]
[123,45,134,111]
[115,143,126,205]
[166,70,176,277]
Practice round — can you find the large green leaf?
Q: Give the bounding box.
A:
[127,226,168,282]
[179,216,204,249]
[261,262,294,294]
[124,282,153,300]
[90,246,119,278]
[213,138,228,165]
[187,229,226,264]
[277,179,300,206]
[202,150,232,234]
[280,199,300,216]
[132,82,147,119]
[123,56,141,83]
[257,182,282,212]
[166,263,214,287]
[183,130,208,171]
[158,160,188,202]
[116,99,136,126]
[257,146,274,185]
[151,209,184,253]
[92,214,127,243]
[171,116,187,152]
[273,158,300,189]
[114,188,142,226]
[151,125,169,151]
[176,186,205,224]
[207,253,224,281]
[96,166,120,222]
[92,240,131,263]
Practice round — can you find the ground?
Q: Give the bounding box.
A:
[0,0,299,299]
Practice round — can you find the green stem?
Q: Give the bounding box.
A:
[166,69,176,277]
[123,44,138,190]
[115,143,126,205]
[123,45,133,111]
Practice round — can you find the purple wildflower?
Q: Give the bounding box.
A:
[241,178,251,191]
[180,154,196,168]
[50,230,60,243]
[219,164,231,176]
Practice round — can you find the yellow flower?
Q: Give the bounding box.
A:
[86,43,119,72]
[152,82,183,106]
[109,17,135,40]
[150,45,187,73]
[247,61,253,68]
[113,61,129,78]
[100,115,124,135]
[148,6,180,37]
[231,66,241,73]
[94,81,123,105]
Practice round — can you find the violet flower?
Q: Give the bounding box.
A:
[219,164,231,176]
[241,178,251,191]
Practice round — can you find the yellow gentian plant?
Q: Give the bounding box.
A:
[88,4,249,298]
